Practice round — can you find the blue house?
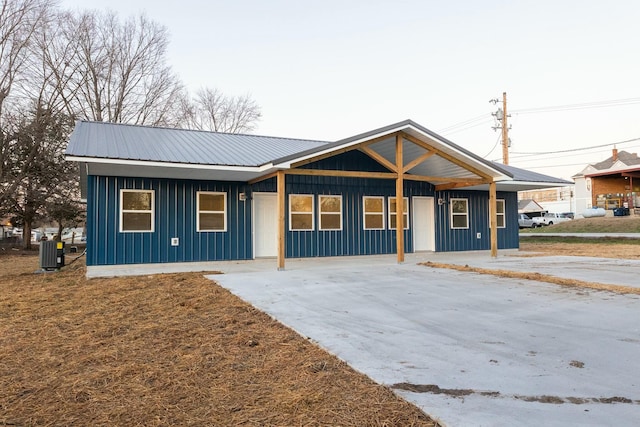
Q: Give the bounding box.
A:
[66,119,569,276]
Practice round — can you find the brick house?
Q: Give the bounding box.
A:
[573,148,640,214]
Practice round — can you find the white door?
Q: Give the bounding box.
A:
[253,193,278,257]
[413,197,435,251]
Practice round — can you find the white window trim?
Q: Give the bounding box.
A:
[489,199,506,229]
[120,189,154,233]
[388,196,409,230]
[318,195,343,231]
[450,198,469,230]
[197,191,227,232]
[289,194,315,231]
[363,196,385,230]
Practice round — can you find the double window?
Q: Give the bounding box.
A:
[289,194,344,231]
[197,192,227,232]
[120,189,154,232]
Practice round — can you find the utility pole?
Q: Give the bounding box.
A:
[490,92,511,165]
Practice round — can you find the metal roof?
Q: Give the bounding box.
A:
[492,162,572,185]
[66,121,328,167]
[66,119,571,191]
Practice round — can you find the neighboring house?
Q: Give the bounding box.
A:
[65,119,570,276]
[517,199,546,218]
[573,148,640,215]
[518,186,574,215]
[0,217,11,240]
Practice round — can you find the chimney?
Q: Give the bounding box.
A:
[613,148,618,161]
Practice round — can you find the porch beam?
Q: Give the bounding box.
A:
[402,132,493,180]
[277,170,286,270]
[360,145,397,172]
[435,179,491,191]
[403,150,435,173]
[284,168,396,180]
[407,175,487,184]
[396,133,404,263]
[489,181,498,258]
[248,171,278,185]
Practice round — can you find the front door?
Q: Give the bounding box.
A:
[253,192,278,257]
[413,196,435,251]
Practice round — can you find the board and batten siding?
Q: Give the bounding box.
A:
[433,190,519,252]
[86,176,251,266]
[85,150,519,266]
[251,150,435,258]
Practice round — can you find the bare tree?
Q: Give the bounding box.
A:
[185,87,261,133]
[0,0,54,207]
[44,9,185,126]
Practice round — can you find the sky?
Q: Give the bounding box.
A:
[59,0,640,180]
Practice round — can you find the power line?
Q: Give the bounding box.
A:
[483,133,502,158]
[439,118,493,136]
[508,137,640,159]
[437,115,493,135]
[513,97,640,115]
[438,96,640,136]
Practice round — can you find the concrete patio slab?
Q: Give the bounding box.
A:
[212,253,640,427]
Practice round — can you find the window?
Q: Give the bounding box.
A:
[290,194,314,230]
[388,197,409,230]
[491,199,506,228]
[450,198,469,229]
[197,191,227,231]
[120,189,154,232]
[319,195,342,230]
[363,196,385,230]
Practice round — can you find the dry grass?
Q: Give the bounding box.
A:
[420,262,640,295]
[0,254,435,427]
[520,214,640,233]
[419,239,640,295]
[519,240,640,260]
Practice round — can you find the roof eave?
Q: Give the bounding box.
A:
[271,120,513,181]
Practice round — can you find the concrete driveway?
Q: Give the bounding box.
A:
[212,253,640,427]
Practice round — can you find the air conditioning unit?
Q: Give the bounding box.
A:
[39,241,65,270]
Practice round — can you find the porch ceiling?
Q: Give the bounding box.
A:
[365,137,481,180]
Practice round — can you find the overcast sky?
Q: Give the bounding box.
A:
[60,0,640,180]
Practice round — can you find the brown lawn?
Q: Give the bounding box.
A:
[519,240,640,259]
[2,239,635,426]
[0,253,434,426]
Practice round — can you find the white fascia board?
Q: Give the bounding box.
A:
[497,180,573,188]
[66,156,274,173]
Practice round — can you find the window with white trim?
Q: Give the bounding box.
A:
[450,198,469,229]
[363,196,385,230]
[388,197,409,230]
[197,191,227,231]
[491,199,506,228]
[319,195,342,230]
[289,194,314,230]
[120,189,154,232]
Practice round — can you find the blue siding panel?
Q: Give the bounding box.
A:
[86,150,519,266]
[433,190,519,252]
[86,176,252,266]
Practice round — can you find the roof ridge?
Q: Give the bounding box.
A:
[77,120,330,144]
